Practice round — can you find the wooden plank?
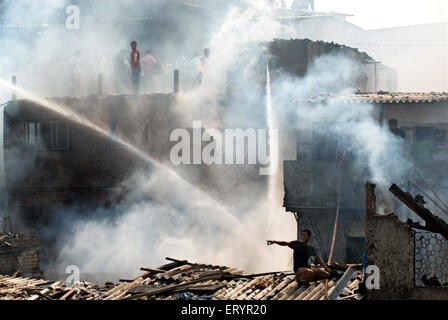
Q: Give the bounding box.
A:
[389,184,448,240]
[366,182,377,216]
[122,274,226,300]
[59,288,77,300]
[328,267,355,300]
[106,279,145,300]
[28,288,51,300]
[140,268,165,274]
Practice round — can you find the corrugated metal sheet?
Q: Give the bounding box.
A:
[0,258,364,300]
[310,92,448,105]
[98,258,364,301]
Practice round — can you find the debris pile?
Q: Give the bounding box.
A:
[97,258,365,300]
[0,275,106,300]
[0,257,365,300]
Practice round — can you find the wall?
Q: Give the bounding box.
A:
[366,213,448,300]
[3,93,273,227]
[0,234,40,278]
[384,101,448,126]
[284,160,368,210]
[284,16,447,92]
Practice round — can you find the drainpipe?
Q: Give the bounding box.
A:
[174,69,179,94]
[12,75,17,100]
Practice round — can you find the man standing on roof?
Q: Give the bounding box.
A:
[291,0,315,11]
[388,118,409,157]
[198,48,210,86]
[388,118,406,140]
[141,49,158,92]
[130,41,141,94]
[267,229,330,273]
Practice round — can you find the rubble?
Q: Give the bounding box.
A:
[0,257,364,300]
[97,257,364,301]
[0,275,105,300]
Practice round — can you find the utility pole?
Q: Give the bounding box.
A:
[370,61,381,92]
[173,69,179,93]
[11,75,17,100]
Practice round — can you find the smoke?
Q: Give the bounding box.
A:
[36,1,298,279]
[0,0,419,282]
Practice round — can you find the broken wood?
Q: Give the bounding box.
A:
[366,182,376,216]
[413,167,448,214]
[12,269,22,278]
[328,159,344,264]
[389,184,448,240]
[122,274,226,300]
[140,267,165,274]
[409,180,448,219]
[59,288,77,300]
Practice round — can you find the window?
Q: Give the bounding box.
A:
[24,122,41,145]
[402,126,447,146]
[433,128,446,145]
[24,121,70,150]
[140,120,150,147]
[52,122,70,150]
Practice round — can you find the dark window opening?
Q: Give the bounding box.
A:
[53,122,69,150]
[140,120,150,147]
[433,128,445,145]
[24,121,70,150]
[24,122,41,145]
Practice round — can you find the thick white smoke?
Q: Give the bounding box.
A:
[0,1,418,282]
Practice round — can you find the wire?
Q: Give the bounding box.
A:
[409,180,448,221]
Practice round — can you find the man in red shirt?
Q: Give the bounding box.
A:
[130,41,141,94]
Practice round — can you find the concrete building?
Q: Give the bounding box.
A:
[283,92,448,264]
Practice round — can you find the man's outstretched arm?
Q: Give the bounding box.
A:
[266,240,291,246]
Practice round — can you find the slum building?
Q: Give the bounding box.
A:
[283,92,448,264]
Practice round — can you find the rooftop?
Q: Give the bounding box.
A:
[307,92,448,104]
[0,257,364,300]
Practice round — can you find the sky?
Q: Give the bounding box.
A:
[287,0,448,30]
